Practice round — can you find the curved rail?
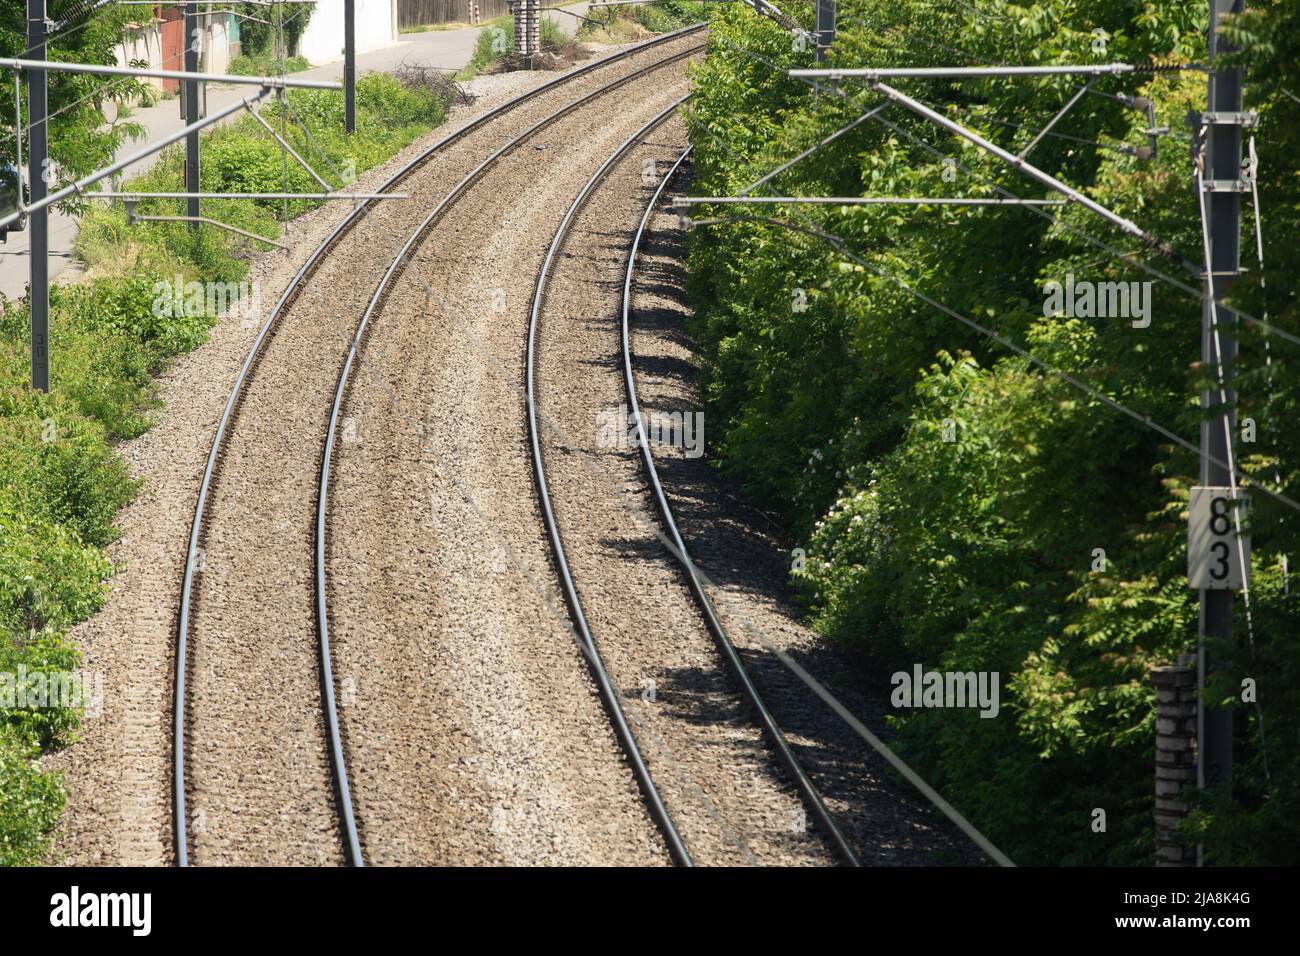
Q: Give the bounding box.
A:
[621,149,863,866]
[526,97,695,866]
[173,23,706,868]
[315,42,704,861]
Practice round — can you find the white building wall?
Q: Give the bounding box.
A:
[114,14,234,91]
[203,18,234,75]
[298,0,398,66]
[115,21,165,87]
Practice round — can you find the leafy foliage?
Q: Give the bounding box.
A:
[0,302,135,864]
[235,1,314,59]
[687,0,1300,864]
[77,73,451,280]
[229,53,310,77]
[461,14,572,79]
[0,730,65,867]
[1,1,153,209]
[578,1,710,37]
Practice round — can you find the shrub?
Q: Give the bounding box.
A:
[686,0,1299,864]
[229,53,310,77]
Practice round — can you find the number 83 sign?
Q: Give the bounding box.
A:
[1188,487,1251,590]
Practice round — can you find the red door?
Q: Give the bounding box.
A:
[160,6,184,95]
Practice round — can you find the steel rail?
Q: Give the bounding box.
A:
[527,97,695,866]
[315,45,706,864]
[172,22,707,868]
[623,148,863,867]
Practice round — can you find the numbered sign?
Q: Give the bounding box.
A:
[1188,486,1250,590]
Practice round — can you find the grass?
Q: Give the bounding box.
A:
[458,16,517,80]
[578,1,708,41]
[228,53,311,76]
[0,276,183,864]
[456,2,705,82]
[457,15,574,80]
[78,73,454,281]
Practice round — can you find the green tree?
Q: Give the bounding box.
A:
[235,1,314,59]
[686,0,1299,864]
[1,1,151,214]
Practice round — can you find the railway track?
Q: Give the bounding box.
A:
[317,46,702,866]
[526,99,697,865]
[621,146,862,866]
[526,105,862,864]
[172,26,705,867]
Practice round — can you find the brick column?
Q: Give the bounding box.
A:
[1151,662,1197,866]
[527,0,541,66]
[514,0,527,58]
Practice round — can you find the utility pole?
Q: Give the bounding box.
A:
[814,0,835,63]
[183,1,202,232]
[26,0,48,391]
[1196,0,1247,836]
[344,0,356,134]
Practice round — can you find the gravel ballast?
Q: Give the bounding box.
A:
[48,33,704,867]
[323,60,703,868]
[46,27,974,869]
[625,165,990,866]
[530,116,837,866]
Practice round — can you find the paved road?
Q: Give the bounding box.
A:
[0,7,593,300]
